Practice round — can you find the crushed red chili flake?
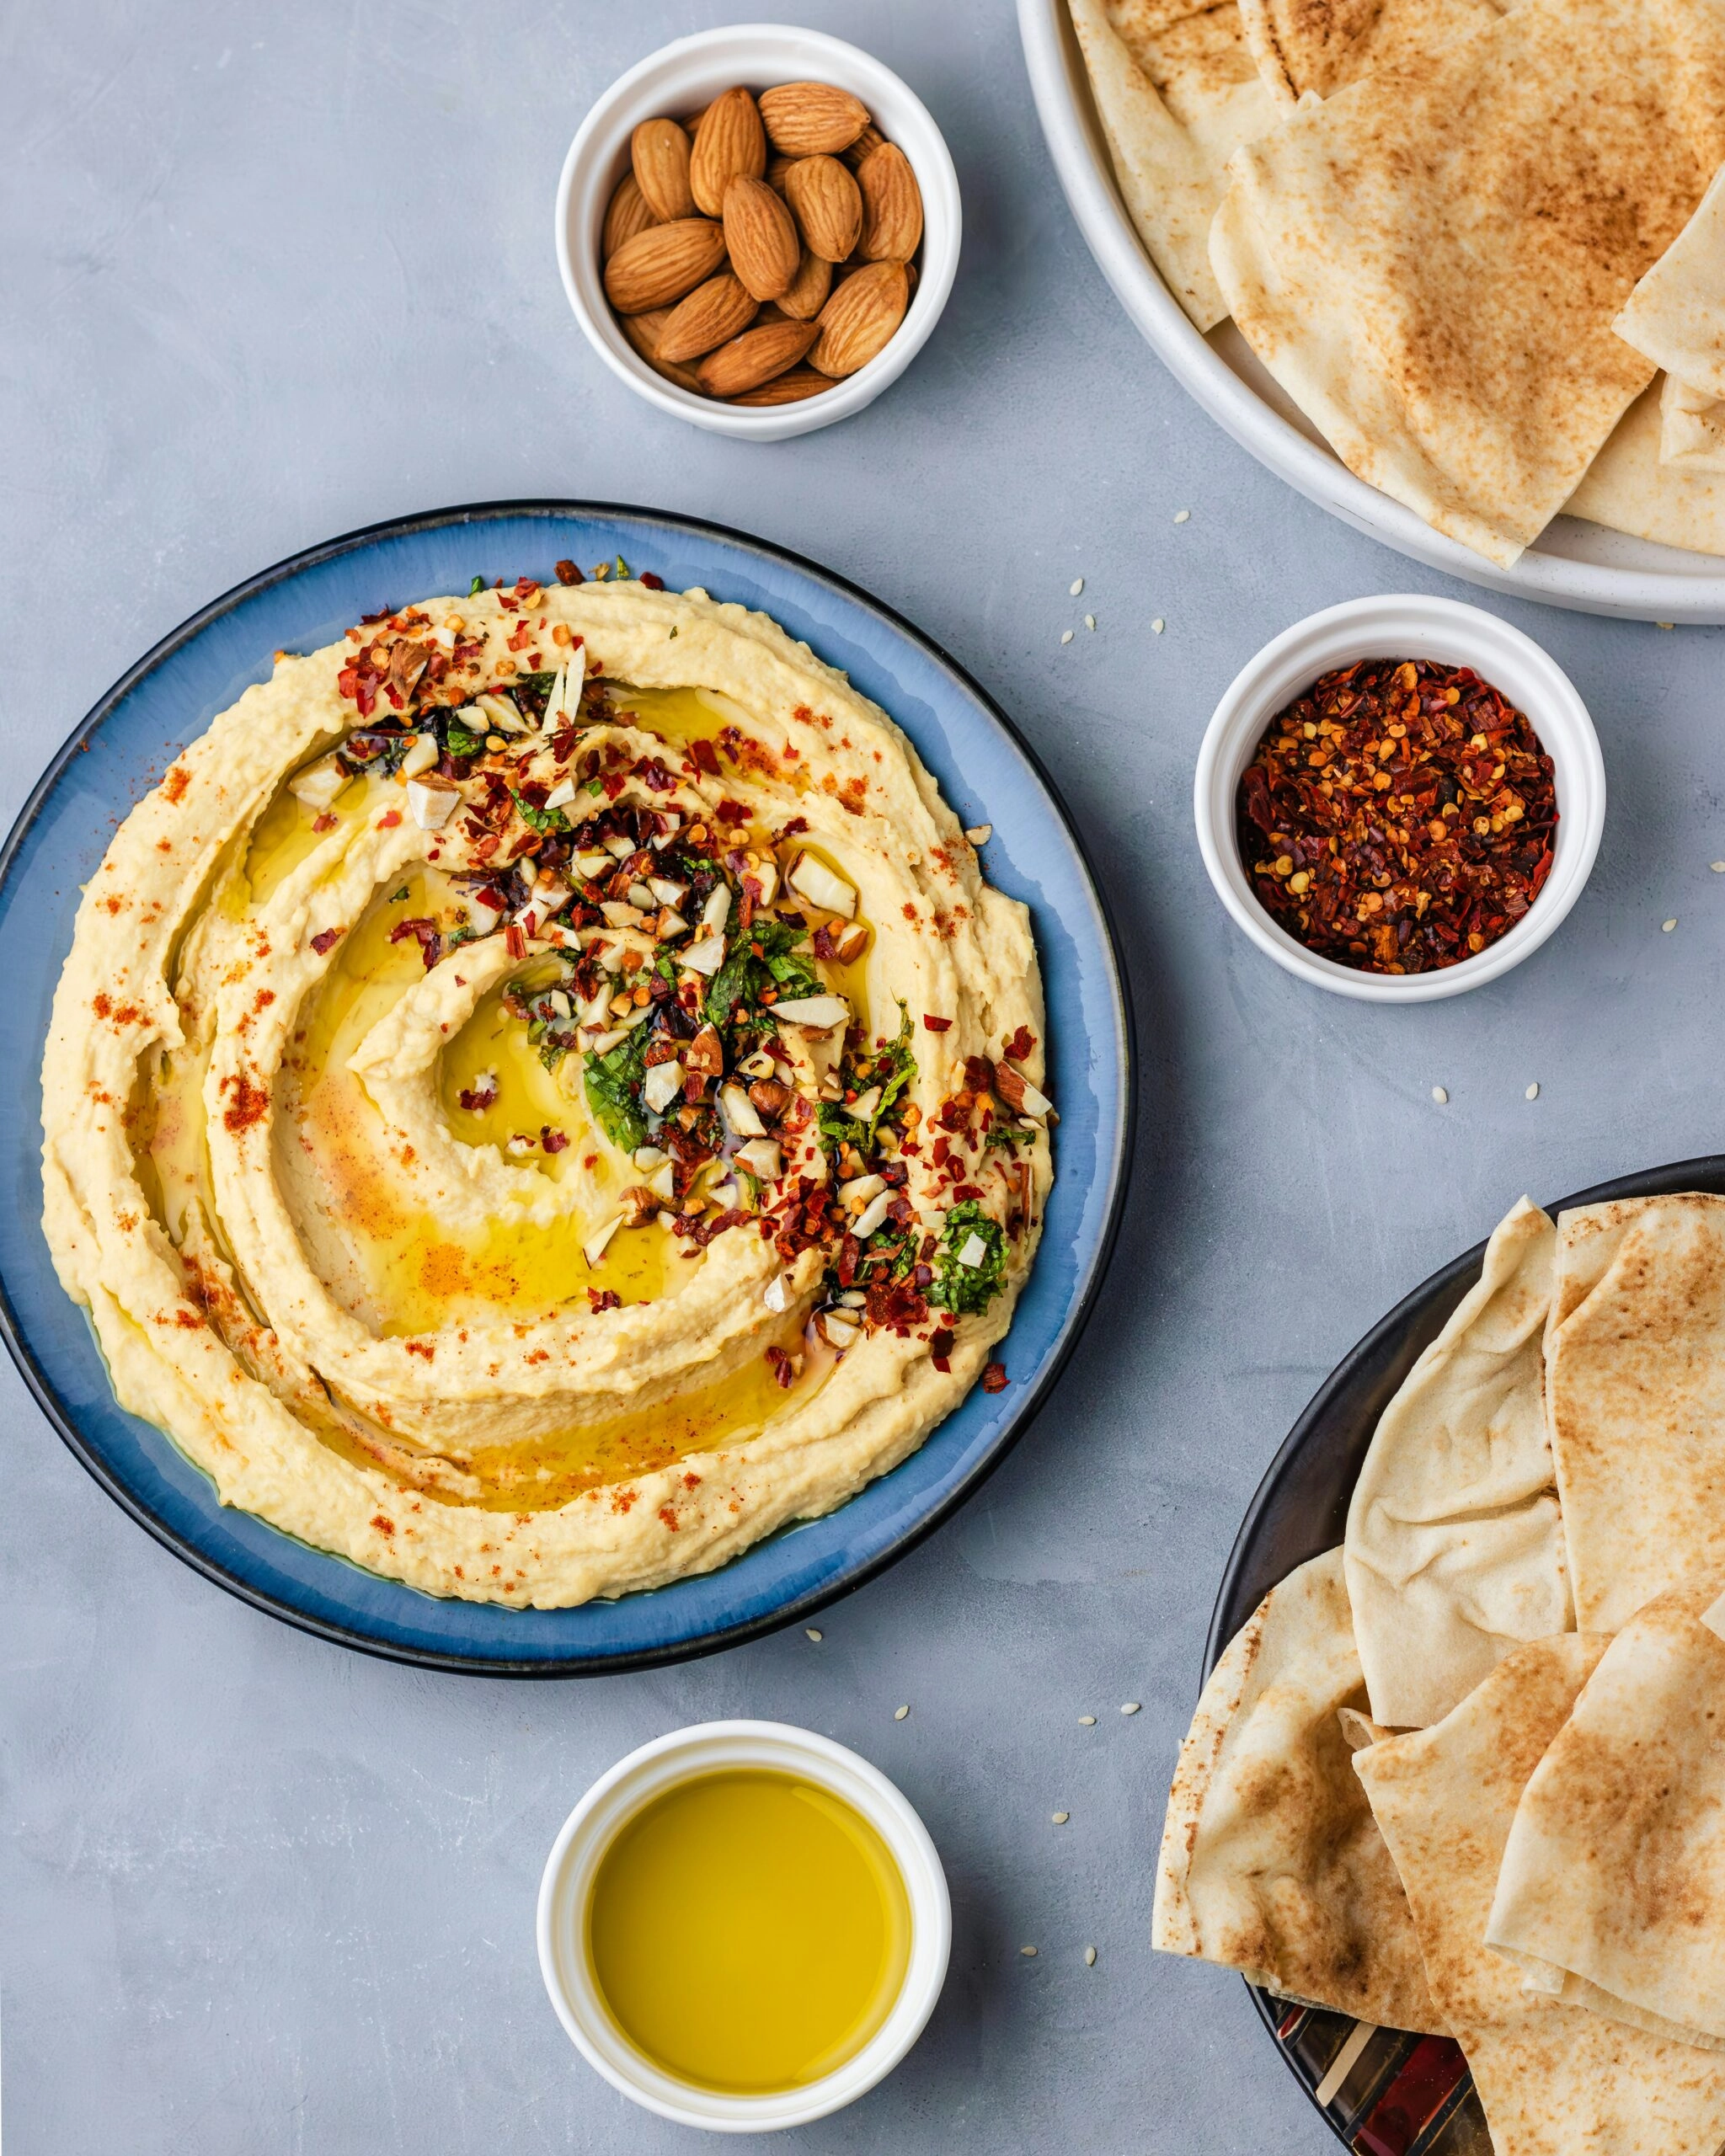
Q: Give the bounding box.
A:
[640,570,665,591]
[981,1361,1008,1394]
[309,926,344,956]
[1236,658,1557,975]
[553,559,583,586]
[922,1014,952,1033]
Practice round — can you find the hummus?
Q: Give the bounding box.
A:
[40,572,1051,1606]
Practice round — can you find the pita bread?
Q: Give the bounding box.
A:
[1152,1547,1448,2031]
[1615,162,1725,406]
[1354,1636,1725,2156]
[1236,0,1502,104]
[1208,0,1725,567]
[1566,382,1725,553]
[1345,1198,1570,1731]
[1068,0,1279,330]
[1486,1578,1725,2052]
[1659,374,1725,473]
[1546,1196,1725,1631]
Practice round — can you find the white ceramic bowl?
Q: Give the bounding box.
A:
[537,1720,951,2132]
[1194,595,1606,1002]
[554,26,962,440]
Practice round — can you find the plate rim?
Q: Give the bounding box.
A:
[1201,1152,1725,2142]
[0,498,1136,1678]
[1016,0,1725,626]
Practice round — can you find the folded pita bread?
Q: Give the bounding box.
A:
[1209,0,1725,567]
[1345,1198,1570,1731]
[1354,1636,1725,2156]
[1660,374,1725,473]
[1153,1547,1447,2031]
[1615,161,1725,423]
[1236,0,1502,104]
[1068,0,1279,329]
[1565,381,1725,555]
[1546,1196,1725,1631]
[1486,1578,1725,2052]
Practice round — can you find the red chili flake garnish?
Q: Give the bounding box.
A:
[922,1014,952,1033]
[458,1080,498,1112]
[586,1287,620,1312]
[640,571,665,591]
[601,771,627,801]
[929,1326,956,1373]
[505,922,527,958]
[377,808,402,830]
[554,559,583,585]
[634,755,676,793]
[312,813,338,833]
[981,1361,1008,1394]
[714,798,750,826]
[1236,658,1557,975]
[541,1126,569,1153]
[688,737,723,777]
[310,927,344,956]
[387,917,443,969]
[766,1344,795,1389]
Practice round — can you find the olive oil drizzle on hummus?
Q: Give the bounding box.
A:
[44,577,1051,1604]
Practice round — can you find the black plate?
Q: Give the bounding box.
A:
[1205,1157,1725,2153]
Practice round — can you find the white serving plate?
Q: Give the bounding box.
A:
[1017,0,1725,623]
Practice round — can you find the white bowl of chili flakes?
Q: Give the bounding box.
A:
[1194,595,1605,1002]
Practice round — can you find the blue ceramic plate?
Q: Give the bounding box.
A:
[0,504,1133,1674]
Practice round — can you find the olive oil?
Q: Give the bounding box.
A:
[587,1769,912,2094]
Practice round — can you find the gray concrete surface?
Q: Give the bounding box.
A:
[6,3,1725,2150]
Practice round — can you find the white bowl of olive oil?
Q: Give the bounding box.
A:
[537,1720,951,2131]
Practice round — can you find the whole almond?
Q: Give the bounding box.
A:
[697,319,820,398]
[841,123,887,170]
[690,87,766,216]
[656,270,759,363]
[810,260,909,376]
[726,365,831,408]
[777,248,833,322]
[631,118,696,221]
[757,82,872,157]
[618,307,708,395]
[784,156,862,264]
[603,172,658,260]
[722,175,800,302]
[766,154,794,196]
[604,218,727,314]
[857,142,923,263]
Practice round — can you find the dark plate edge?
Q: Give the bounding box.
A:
[0,499,1137,1679]
[1201,1151,1725,2145]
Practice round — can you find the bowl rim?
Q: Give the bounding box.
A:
[0,498,1136,1678]
[553,22,963,440]
[536,1718,952,2132]
[1192,593,1607,1004]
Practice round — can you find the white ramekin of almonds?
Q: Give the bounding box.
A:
[556,24,961,440]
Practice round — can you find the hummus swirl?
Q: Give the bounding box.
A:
[40,576,1050,1606]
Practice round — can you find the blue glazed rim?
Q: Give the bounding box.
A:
[0,501,1134,1677]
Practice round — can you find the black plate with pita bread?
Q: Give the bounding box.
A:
[1204,1155,1725,2155]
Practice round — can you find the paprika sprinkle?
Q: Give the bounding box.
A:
[1236,659,1557,974]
